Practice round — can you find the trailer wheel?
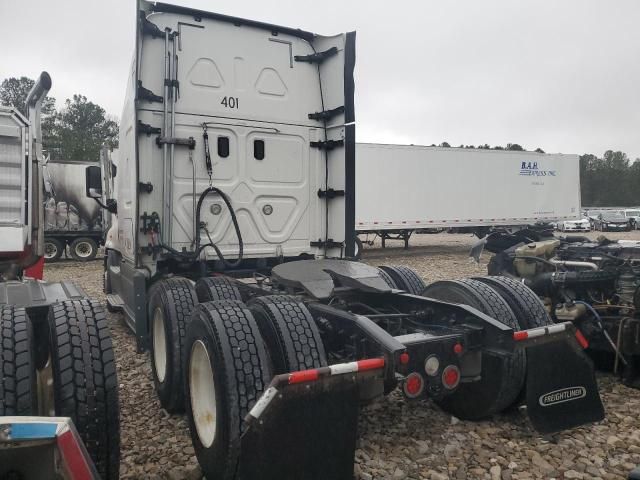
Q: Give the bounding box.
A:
[47,300,120,480]
[421,279,525,419]
[377,268,399,289]
[379,265,426,295]
[185,302,271,480]
[474,276,553,329]
[195,276,243,303]
[43,238,64,261]
[249,295,327,373]
[0,306,37,415]
[149,277,198,412]
[69,237,98,261]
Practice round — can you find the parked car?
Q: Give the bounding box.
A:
[585,210,603,229]
[557,218,591,232]
[593,211,631,231]
[623,209,640,229]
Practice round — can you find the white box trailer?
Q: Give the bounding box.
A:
[355,143,581,248]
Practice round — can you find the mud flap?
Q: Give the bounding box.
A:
[525,339,605,434]
[239,367,382,480]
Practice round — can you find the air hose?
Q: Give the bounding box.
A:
[194,186,243,268]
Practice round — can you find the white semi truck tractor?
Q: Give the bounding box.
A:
[90,2,604,478]
[0,72,120,479]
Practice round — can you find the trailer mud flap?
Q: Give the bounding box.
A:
[525,339,604,434]
[239,360,385,480]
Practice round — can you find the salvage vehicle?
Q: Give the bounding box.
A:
[90,2,604,478]
[43,157,107,261]
[557,217,591,232]
[0,73,120,479]
[593,210,631,232]
[623,209,640,230]
[480,231,640,387]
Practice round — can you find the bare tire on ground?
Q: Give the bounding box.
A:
[421,279,526,420]
[43,238,64,262]
[195,276,243,303]
[0,305,36,415]
[249,295,327,373]
[379,265,426,295]
[185,302,271,480]
[69,237,98,261]
[149,277,198,413]
[47,300,120,479]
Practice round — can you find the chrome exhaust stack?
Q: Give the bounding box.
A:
[24,71,52,264]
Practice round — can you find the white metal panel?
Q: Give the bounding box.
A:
[129,7,350,268]
[355,143,581,230]
[0,109,27,228]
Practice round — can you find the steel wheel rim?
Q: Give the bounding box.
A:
[37,355,55,416]
[75,241,93,258]
[190,339,217,448]
[153,308,168,383]
[44,242,58,259]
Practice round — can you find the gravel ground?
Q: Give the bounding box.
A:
[43,231,640,480]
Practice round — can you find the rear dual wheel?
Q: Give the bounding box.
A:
[185,301,271,479]
[0,301,120,479]
[149,277,198,413]
[379,265,426,295]
[70,237,98,261]
[44,238,64,262]
[422,279,526,420]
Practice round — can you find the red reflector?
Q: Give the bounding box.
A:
[513,331,529,341]
[399,352,410,365]
[406,375,422,395]
[357,358,385,372]
[57,430,94,480]
[575,329,589,349]
[453,343,463,355]
[442,365,460,389]
[403,372,424,398]
[288,369,319,384]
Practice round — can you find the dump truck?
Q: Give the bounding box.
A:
[0,72,120,479]
[43,158,106,261]
[90,2,604,478]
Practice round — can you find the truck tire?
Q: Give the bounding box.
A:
[185,302,271,480]
[149,277,198,412]
[69,237,98,261]
[0,306,37,415]
[43,238,64,261]
[421,279,525,419]
[249,295,327,373]
[377,268,399,289]
[379,265,426,295]
[195,276,243,303]
[47,300,120,480]
[474,276,553,329]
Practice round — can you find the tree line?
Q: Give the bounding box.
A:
[0,76,118,162]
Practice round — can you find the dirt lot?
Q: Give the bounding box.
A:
[44,231,640,480]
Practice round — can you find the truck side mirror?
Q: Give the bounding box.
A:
[85,165,103,198]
